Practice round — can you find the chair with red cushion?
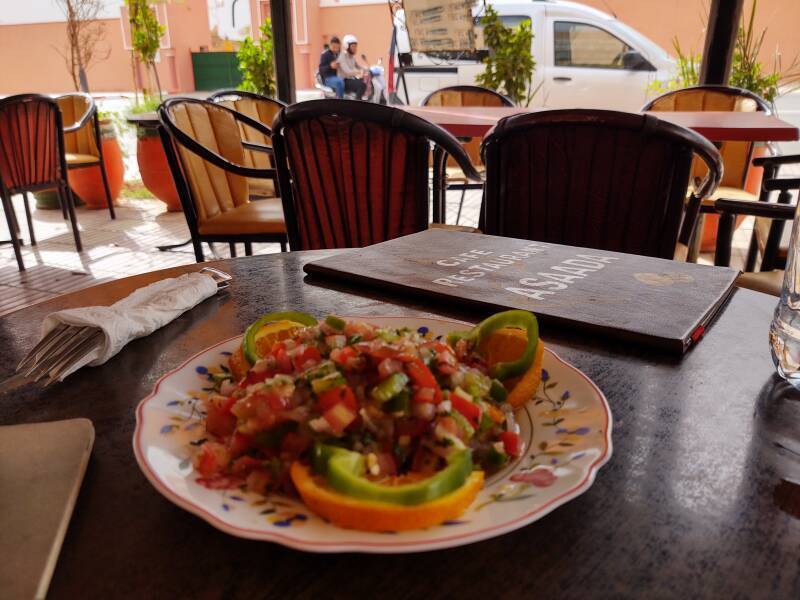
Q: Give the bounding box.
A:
[0,94,82,271]
[480,109,722,260]
[271,99,481,250]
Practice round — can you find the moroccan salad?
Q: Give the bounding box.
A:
[193,309,544,531]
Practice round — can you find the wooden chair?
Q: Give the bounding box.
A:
[643,85,771,258]
[0,94,82,270]
[271,99,481,250]
[480,109,722,260]
[421,85,513,224]
[713,154,800,296]
[207,89,286,200]
[56,92,116,219]
[158,98,287,262]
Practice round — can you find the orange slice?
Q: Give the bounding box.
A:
[478,327,545,408]
[290,462,484,532]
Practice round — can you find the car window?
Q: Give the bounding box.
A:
[554,21,632,69]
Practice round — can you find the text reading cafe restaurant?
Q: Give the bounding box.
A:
[2,0,800,598]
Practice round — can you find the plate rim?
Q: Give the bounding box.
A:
[133,315,613,553]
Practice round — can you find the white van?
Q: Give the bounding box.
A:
[396,0,676,110]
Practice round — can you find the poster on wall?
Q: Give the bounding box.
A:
[402,0,476,52]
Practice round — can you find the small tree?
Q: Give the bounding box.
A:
[237,20,276,97]
[475,7,537,106]
[55,0,110,92]
[126,0,166,103]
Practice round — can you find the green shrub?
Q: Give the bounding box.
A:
[237,20,276,97]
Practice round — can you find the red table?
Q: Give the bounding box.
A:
[402,106,800,141]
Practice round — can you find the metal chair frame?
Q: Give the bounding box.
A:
[480,109,722,259]
[0,94,82,270]
[272,99,481,250]
[157,97,288,262]
[56,92,116,220]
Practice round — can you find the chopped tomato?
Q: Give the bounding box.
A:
[205,396,237,437]
[251,388,290,412]
[245,469,272,494]
[227,431,252,457]
[292,346,322,371]
[318,385,358,412]
[324,403,357,435]
[436,415,462,438]
[196,475,243,490]
[241,368,275,387]
[280,431,312,455]
[500,431,523,457]
[194,442,230,477]
[273,345,292,373]
[331,346,359,368]
[406,358,437,388]
[376,452,398,476]
[395,417,428,438]
[230,455,261,475]
[451,392,482,428]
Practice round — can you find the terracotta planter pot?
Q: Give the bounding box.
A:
[67,134,124,210]
[698,144,769,253]
[136,132,182,212]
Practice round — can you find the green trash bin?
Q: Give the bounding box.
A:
[192,52,242,91]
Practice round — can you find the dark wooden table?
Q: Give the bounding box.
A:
[2,251,799,598]
[402,106,800,141]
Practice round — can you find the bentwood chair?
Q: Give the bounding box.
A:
[158,98,287,262]
[0,94,82,271]
[208,89,286,200]
[421,85,514,223]
[644,85,771,257]
[272,99,481,250]
[56,92,116,219]
[480,109,722,260]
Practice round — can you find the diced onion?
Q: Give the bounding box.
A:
[413,402,436,420]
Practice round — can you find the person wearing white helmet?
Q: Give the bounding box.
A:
[337,34,367,99]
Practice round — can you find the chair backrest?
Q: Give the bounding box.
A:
[159,98,275,229]
[643,85,770,189]
[421,85,513,165]
[272,99,480,250]
[0,94,67,193]
[481,109,722,259]
[56,93,99,158]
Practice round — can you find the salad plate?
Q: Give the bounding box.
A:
[133,315,612,553]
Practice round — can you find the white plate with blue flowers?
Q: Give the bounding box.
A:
[134,315,612,553]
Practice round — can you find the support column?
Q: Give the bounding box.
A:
[699,0,744,85]
[271,0,296,103]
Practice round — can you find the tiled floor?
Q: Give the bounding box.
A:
[0,185,774,318]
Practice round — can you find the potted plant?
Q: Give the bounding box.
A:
[475,6,538,106]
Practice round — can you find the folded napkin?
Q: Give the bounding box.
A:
[41,272,218,378]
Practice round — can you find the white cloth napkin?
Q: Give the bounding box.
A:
[41,272,218,379]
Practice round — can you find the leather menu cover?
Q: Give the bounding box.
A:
[304,229,739,354]
[0,418,94,600]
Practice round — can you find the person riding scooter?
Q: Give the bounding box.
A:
[337,34,367,99]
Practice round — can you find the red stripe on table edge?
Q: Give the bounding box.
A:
[133,317,613,552]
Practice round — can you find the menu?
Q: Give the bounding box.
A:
[304,229,740,353]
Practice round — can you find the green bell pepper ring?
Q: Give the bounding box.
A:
[242,311,318,365]
[312,444,473,506]
[447,310,539,381]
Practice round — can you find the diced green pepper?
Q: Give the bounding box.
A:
[311,372,346,395]
[478,412,495,434]
[313,444,473,505]
[243,311,318,365]
[370,373,409,403]
[490,379,508,403]
[253,421,297,449]
[447,310,539,381]
[325,315,346,331]
[450,410,475,440]
[386,389,410,415]
[304,360,337,381]
[485,445,509,469]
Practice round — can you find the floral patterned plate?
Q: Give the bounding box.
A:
[133,315,612,553]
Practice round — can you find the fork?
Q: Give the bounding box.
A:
[1,268,232,394]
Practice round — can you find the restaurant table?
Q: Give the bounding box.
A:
[402,105,800,141]
[1,251,799,598]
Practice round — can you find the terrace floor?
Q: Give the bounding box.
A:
[0,187,771,318]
